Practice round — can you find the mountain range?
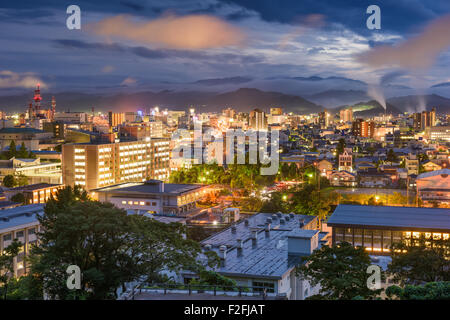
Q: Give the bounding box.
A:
[0,87,449,116]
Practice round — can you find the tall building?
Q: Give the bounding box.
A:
[108,112,125,127]
[318,110,330,128]
[339,107,353,123]
[62,138,170,191]
[352,119,375,138]
[249,109,268,131]
[413,108,436,130]
[222,108,236,119]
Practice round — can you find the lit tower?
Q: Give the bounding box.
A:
[33,83,42,113]
[50,96,56,121]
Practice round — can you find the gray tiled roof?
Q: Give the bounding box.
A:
[327,204,450,231]
[202,213,318,279]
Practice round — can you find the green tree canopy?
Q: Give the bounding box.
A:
[388,237,450,286]
[297,242,382,300]
[3,175,16,188]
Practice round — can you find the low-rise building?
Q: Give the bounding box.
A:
[0,157,62,185]
[416,169,450,204]
[329,170,357,187]
[0,204,43,277]
[327,204,450,255]
[94,180,210,215]
[3,183,64,204]
[196,212,328,300]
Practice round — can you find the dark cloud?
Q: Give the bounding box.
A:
[219,0,450,35]
[52,39,265,64]
[120,1,145,11]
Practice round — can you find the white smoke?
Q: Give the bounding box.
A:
[367,85,386,110]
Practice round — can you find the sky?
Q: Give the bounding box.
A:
[1,0,450,95]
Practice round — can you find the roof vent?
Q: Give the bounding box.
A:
[204,244,212,251]
[280,218,286,225]
[236,239,243,256]
[251,230,258,247]
[299,219,305,228]
[266,217,272,224]
[244,219,249,227]
[231,225,237,234]
[289,213,295,218]
[285,215,290,221]
[276,212,282,218]
[272,214,278,220]
[219,245,227,259]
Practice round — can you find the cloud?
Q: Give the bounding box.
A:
[357,14,450,70]
[0,70,46,89]
[278,14,326,50]
[102,65,115,73]
[87,13,246,49]
[121,77,137,86]
[52,39,264,64]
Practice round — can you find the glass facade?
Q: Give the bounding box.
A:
[333,227,450,254]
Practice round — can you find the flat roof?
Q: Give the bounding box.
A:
[5,183,62,192]
[327,204,450,232]
[94,182,204,195]
[0,204,43,231]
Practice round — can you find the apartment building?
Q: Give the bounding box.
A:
[0,204,43,277]
[62,138,170,191]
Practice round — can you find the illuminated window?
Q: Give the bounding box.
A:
[433,233,442,240]
[121,201,126,204]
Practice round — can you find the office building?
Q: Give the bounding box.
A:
[340,108,353,123]
[249,109,268,131]
[94,180,209,215]
[352,119,375,138]
[108,112,125,127]
[62,138,170,191]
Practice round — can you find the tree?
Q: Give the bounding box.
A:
[0,239,21,300]
[388,237,450,286]
[29,185,215,299]
[17,143,28,158]
[297,242,382,300]
[8,140,16,158]
[30,194,137,300]
[386,149,398,163]
[16,175,28,187]
[3,175,16,188]
[10,193,26,204]
[127,214,217,284]
[386,282,450,300]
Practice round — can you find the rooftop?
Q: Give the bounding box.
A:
[0,127,45,134]
[327,204,450,232]
[201,212,319,279]
[94,181,205,195]
[0,204,43,231]
[4,183,62,192]
[417,168,450,180]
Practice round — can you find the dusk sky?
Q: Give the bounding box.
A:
[2,0,450,95]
